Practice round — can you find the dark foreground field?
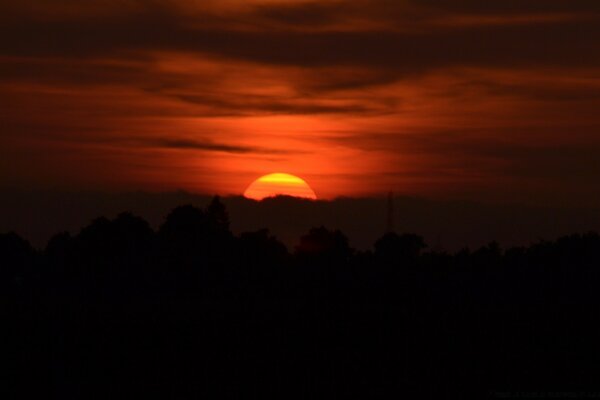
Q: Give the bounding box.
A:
[4,198,600,398]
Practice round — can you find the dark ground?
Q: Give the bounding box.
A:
[3,197,600,398]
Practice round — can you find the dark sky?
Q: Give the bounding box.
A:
[2,0,600,206]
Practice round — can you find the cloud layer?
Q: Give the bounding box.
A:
[2,0,600,205]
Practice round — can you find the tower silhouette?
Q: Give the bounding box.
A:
[386,191,395,233]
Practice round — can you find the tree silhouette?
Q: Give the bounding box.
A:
[0,232,34,284]
[374,232,426,264]
[238,229,288,267]
[206,195,230,232]
[295,226,353,263]
[2,200,600,398]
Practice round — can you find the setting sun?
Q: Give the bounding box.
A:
[243,173,317,200]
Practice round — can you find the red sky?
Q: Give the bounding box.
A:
[2,0,600,205]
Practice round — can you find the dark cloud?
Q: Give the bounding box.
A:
[473,82,600,102]
[172,93,380,116]
[1,0,599,106]
[251,1,343,27]
[415,0,600,14]
[1,1,599,73]
[185,23,600,70]
[150,138,297,155]
[0,57,149,86]
[319,126,600,195]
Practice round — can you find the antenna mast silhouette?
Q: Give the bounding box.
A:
[386,191,395,233]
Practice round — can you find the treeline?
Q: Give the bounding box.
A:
[3,197,600,398]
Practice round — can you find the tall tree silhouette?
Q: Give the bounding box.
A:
[206,195,230,232]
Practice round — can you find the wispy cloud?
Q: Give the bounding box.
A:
[150,138,299,155]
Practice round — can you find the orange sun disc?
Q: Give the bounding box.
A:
[243,173,317,200]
